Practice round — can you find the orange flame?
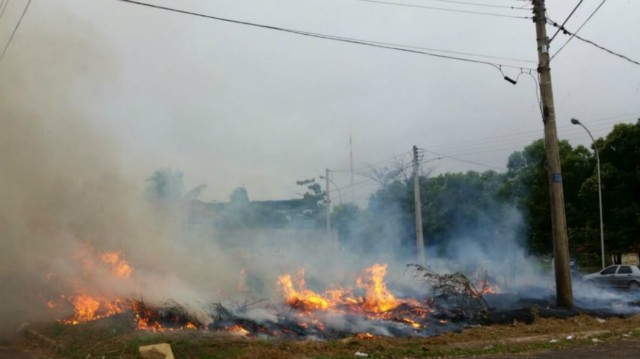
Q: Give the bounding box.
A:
[63,295,125,324]
[277,271,329,311]
[277,264,418,318]
[401,317,421,329]
[225,324,250,336]
[357,264,398,313]
[475,279,500,295]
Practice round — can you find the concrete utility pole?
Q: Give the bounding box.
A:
[532,0,573,308]
[413,146,425,264]
[325,168,331,232]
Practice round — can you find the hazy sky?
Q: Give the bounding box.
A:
[2,0,639,203]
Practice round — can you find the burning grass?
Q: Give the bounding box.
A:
[12,313,640,358]
[31,247,640,358]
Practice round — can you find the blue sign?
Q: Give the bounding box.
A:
[552,173,562,183]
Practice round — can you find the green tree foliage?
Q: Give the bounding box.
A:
[359,170,512,257]
[424,171,509,252]
[295,178,326,227]
[331,203,360,242]
[501,139,592,255]
[591,120,640,252]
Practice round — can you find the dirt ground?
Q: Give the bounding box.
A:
[480,339,640,358]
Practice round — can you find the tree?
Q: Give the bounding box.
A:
[295,178,326,228]
[590,120,640,252]
[502,139,595,256]
[331,203,360,243]
[423,170,510,254]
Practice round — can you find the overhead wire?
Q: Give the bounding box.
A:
[115,0,534,71]
[314,35,536,65]
[548,17,640,67]
[0,0,9,19]
[420,148,507,171]
[547,0,608,62]
[357,0,532,19]
[548,0,583,44]
[0,0,31,64]
[413,117,639,160]
[418,0,531,11]
[331,151,412,173]
[327,114,638,195]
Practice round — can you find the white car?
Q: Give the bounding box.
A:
[582,265,640,290]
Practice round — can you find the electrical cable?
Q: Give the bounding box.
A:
[547,0,607,62]
[328,114,638,192]
[0,0,30,64]
[0,0,9,19]
[331,151,412,173]
[419,148,507,171]
[548,17,640,67]
[419,114,639,154]
[357,0,532,19]
[420,0,531,11]
[548,0,583,44]
[115,0,534,71]
[317,35,536,65]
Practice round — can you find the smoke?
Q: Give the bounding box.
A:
[0,10,387,333]
[1,6,635,338]
[0,12,244,331]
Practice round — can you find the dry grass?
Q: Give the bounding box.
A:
[10,313,640,358]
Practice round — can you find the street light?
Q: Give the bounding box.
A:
[571,118,605,269]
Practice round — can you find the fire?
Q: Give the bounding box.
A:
[184,322,198,330]
[100,251,133,279]
[277,263,423,319]
[357,264,398,313]
[401,317,421,329]
[475,279,500,295]
[277,271,329,311]
[63,294,125,325]
[356,332,375,339]
[225,325,250,336]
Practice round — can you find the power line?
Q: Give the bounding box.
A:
[0,0,30,64]
[115,0,534,71]
[420,148,507,171]
[358,0,532,19]
[548,0,607,62]
[420,113,639,153]
[331,151,412,174]
[318,35,536,65]
[547,16,640,67]
[420,0,531,11]
[548,0,583,44]
[0,0,10,19]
